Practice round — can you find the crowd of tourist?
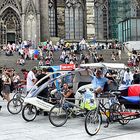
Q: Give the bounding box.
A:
[127,48,140,68]
[1,38,128,69]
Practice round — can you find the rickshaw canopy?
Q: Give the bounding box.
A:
[80,63,127,69]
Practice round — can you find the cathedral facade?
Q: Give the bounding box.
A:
[0,0,95,45]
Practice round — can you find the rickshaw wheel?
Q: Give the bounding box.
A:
[109,103,120,122]
[7,98,22,114]
[49,104,68,127]
[22,104,37,122]
[117,104,130,125]
[85,109,102,136]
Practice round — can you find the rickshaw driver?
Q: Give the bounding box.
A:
[91,69,112,95]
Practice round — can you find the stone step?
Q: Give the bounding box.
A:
[96,49,128,64]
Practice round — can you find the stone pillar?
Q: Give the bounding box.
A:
[21,13,25,41]
[57,1,65,38]
[86,0,95,39]
[36,14,40,44]
[21,0,26,41]
[35,0,40,44]
[40,0,49,41]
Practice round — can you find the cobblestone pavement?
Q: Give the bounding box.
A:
[0,97,140,140]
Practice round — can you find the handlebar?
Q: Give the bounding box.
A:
[109,90,121,97]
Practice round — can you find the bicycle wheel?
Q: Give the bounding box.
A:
[7,98,22,114]
[49,104,68,127]
[22,104,37,122]
[85,109,102,136]
[109,103,120,121]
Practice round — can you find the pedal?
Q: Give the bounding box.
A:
[104,118,109,128]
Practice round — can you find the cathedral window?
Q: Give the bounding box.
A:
[49,0,56,37]
[0,0,19,11]
[65,0,84,40]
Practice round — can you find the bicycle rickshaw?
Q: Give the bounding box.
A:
[48,68,95,127]
[21,66,96,124]
[81,63,140,136]
[7,70,70,115]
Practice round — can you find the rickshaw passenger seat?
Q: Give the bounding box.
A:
[121,96,140,104]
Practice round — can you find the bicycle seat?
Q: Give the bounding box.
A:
[78,89,86,94]
[111,91,121,97]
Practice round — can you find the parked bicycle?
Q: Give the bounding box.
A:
[84,90,132,136]
[7,84,26,114]
[49,88,96,127]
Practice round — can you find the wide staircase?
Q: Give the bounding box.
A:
[95,49,128,65]
[0,50,62,74]
[0,48,128,75]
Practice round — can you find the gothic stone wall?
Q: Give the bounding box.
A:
[86,0,95,39]
[57,1,65,38]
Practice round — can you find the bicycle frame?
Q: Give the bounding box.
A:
[58,95,87,116]
[94,93,120,127]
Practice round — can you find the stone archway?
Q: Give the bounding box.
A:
[1,7,21,44]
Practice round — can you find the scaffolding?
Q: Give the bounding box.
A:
[108,0,140,40]
[108,0,128,39]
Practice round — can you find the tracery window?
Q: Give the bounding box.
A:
[0,0,19,11]
[102,6,108,39]
[49,0,56,37]
[25,0,36,41]
[26,14,36,41]
[65,0,84,40]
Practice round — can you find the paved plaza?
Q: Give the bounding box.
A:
[0,98,140,140]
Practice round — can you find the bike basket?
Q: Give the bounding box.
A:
[80,89,96,110]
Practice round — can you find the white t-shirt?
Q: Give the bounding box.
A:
[123,71,133,83]
[26,71,36,92]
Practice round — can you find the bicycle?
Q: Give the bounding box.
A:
[12,84,26,101]
[84,91,120,136]
[49,89,95,127]
[7,84,26,114]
